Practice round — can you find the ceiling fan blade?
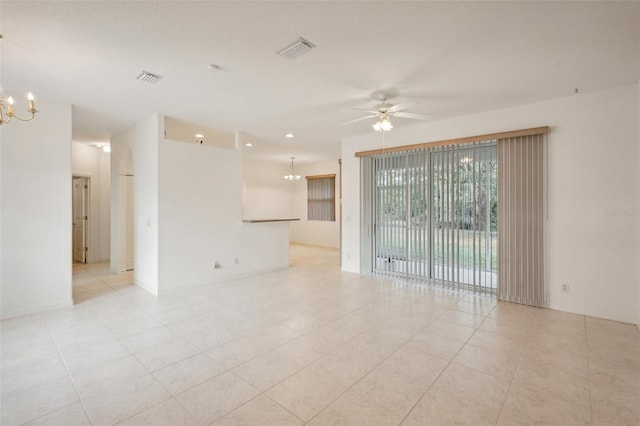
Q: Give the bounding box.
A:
[340,114,378,126]
[392,111,432,121]
[388,102,418,113]
[352,108,380,113]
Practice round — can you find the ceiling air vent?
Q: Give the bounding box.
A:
[135,70,163,84]
[276,37,316,60]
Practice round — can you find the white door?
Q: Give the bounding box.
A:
[72,177,89,263]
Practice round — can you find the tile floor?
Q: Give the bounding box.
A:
[1,244,639,425]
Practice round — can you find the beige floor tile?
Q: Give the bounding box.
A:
[527,329,588,358]
[22,402,90,426]
[118,398,197,426]
[425,320,476,342]
[382,346,448,383]
[589,359,640,393]
[175,371,258,425]
[405,329,465,360]
[466,328,527,354]
[58,338,132,373]
[212,395,303,426]
[478,316,534,337]
[0,354,69,398]
[153,353,226,395]
[431,362,510,414]
[232,350,306,391]
[437,309,486,328]
[205,337,268,369]
[70,354,148,399]
[498,384,590,426]
[0,376,79,426]
[307,389,402,426]
[105,314,165,338]
[120,326,179,353]
[453,343,521,381]
[513,353,590,408]
[521,343,588,374]
[308,345,382,388]
[244,323,302,352]
[4,247,640,426]
[49,321,117,347]
[1,341,60,373]
[403,388,498,426]
[167,315,217,337]
[353,362,432,417]
[183,325,241,350]
[82,374,170,426]
[134,337,200,371]
[451,299,496,317]
[267,368,347,421]
[345,329,406,359]
[268,334,333,366]
[590,381,640,426]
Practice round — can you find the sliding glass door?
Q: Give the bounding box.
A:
[370,142,497,295]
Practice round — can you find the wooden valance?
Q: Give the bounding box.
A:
[305,174,336,179]
[355,126,549,158]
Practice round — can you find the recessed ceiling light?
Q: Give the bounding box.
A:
[245,143,253,147]
[195,133,204,138]
[285,133,294,139]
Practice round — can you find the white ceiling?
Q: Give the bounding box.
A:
[1,1,638,164]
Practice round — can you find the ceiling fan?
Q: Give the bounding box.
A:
[341,93,431,132]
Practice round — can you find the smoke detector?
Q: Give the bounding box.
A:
[277,37,316,60]
[135,70,163,84]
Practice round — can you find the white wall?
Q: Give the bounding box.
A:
[242,160,294,219]
[1,98,73,319]
[158,138,289,291]
[342,84,639,324]
[290,160,341,248]
[110,115,161,294]
[71,142,110,262]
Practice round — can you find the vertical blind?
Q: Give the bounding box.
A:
[498,133,547,307]
[307,175,336,221]
[362,141,498,296]
[359,127,548,306]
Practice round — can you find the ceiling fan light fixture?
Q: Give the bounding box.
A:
[373,115,393,132]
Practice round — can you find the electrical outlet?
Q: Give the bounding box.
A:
[234,257,239,265]
[561,283,570,293]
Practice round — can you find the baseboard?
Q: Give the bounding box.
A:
[0,298,74,320]
[135,280,158,295]
[548,302,637,325]
[160,264,290,295]
[290,242,340,250]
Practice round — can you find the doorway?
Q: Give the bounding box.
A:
[72,176,89,264]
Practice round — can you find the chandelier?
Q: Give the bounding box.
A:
[0,92,38,125]
[283,157,301,181]
[372,114,393,132]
